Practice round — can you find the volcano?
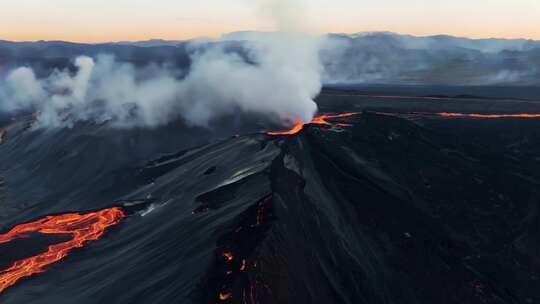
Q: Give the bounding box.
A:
[1,88,540,304]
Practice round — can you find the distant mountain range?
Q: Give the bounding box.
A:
[321,32,540,85]
[112,32,540,52]
[1,32,539,85]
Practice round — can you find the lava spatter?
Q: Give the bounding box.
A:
[204,194,274,303]
[222,251,234,262]
[0,207,125,294]
[267,113,360,136]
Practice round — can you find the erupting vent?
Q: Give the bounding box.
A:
[0,207,125,294]
[267,113,360,135]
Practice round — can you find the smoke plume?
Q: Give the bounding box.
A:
[0,1,322,128]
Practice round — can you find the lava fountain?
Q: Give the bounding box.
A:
[0,207,125,294]
[267,113,360,136]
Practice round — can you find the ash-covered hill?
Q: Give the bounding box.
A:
[1,92,540,303]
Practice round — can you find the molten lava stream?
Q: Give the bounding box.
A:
[267,112,360,136]
[434,112,540,118]
[267,122,304,136]
[0,207,125,294]
[310,112,360,125]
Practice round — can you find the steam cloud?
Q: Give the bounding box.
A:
[0,0,322,128]
[0,36,321,128]
[5,12,536,128]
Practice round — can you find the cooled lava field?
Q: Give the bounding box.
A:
[1,89,540,304]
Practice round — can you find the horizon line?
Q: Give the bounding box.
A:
[2,30,539,44]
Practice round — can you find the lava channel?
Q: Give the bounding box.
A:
[428,112,540,119]
[267,112,360,136]
[0,207,125,294]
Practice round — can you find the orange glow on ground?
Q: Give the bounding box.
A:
[267,112,360,136]
[0,207,125,294]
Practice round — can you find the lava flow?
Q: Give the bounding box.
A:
[205,194,274,303]
[267,122,305,136]
[267,112,360,136]
[0,207,125,294]
[434,112,540,118]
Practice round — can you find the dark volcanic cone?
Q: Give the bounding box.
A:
[200,112,540,304]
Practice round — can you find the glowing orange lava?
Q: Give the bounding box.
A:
[435,112,540,118]
[310,112,360,125]
[222,251,234,261]
[219,291,233,301]
[267,122,304,136]
[0,207,125,294]
[267,112,360,136]
[240,259,246,272]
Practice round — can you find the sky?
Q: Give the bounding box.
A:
[1,0,539,42]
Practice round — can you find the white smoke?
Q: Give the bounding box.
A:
[183,32,321,126]
[0,0,322,129]
[3,67,46,112]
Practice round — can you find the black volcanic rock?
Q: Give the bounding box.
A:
[1,90,540,303]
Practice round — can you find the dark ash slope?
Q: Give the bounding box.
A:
[1,93,540,303]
